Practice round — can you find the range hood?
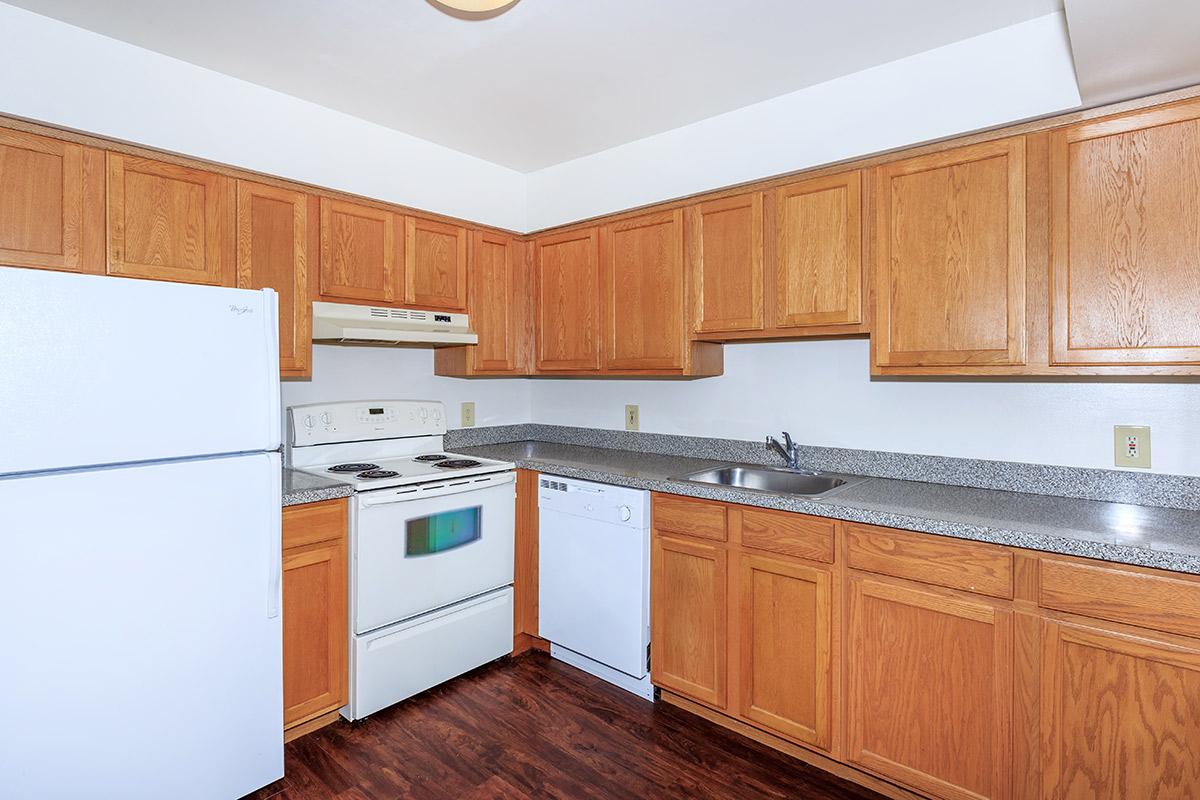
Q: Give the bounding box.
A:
[312,302,478,346]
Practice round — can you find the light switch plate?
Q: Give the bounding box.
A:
[1114,425,1151,469]
[461,401,476,428]
[625,404,639,431]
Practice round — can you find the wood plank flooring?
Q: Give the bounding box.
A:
[247,651,887,800]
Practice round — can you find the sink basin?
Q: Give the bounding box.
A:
[674,464,862,497]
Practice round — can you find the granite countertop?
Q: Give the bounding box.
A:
[459,441,1200,575]
[283,468,353,507]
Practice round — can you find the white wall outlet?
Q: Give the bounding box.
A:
[625,404,639,431]
[1114,425,1151,469]
[461,401,476,428]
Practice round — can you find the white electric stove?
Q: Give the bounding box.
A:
[288,400,516,721]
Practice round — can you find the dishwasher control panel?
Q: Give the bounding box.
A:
[537,476,649,528]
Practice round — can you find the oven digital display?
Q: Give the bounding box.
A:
[368,408,384,415]
[405,506,482,556]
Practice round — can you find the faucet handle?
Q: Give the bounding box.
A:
[782,431,794,451]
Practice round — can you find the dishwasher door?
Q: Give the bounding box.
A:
[538,478,650,679]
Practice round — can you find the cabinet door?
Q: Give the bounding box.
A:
[775,171,862,328]
[318,198,398,304]
[534,227,601,371]
[847,575,1012,800]
[404,216,467,311]
[602,209,685,370]
[1041,620,1200,799]
[875,137,1026,368]
[650,533,728,709]
[236,181,310,378]
[1049,100,1200,366]
[688,193,764,333]
[107,154,234,285]
[737,552,832,750]
[282,537,348,728]
[0,129,103,273]
[471,230,525,373]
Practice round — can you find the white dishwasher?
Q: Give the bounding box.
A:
[538,476,653,700]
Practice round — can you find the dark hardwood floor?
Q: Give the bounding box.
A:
[248,652,886,800]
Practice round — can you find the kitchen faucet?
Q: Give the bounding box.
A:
[766,431,801,470]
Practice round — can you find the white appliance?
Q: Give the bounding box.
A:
[538,476,654,700]
[0,267,284,799]
[288,400,515,720]
[312,301,478,346]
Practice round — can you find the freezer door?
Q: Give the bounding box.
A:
[0,267,280,475]
[0,452,284,800]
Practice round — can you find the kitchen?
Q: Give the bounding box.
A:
[2,1,1200,799]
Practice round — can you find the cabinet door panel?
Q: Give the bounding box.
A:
[107,154,234,285]
[650,533,727,709]
[319,198,397,303]
[282,538,348,728]
[688,193,764,333]
[472,230,522,372]
[775,171,862,328]
[405,216,467,311]
[738,553,832,749]
[535,228,601,371]
[603,209,685,370]
[875,137,1026,367]
[1050,100,1200,365]
[236,181,310,377]
[848,576,1012,800]
[0,129,103,273]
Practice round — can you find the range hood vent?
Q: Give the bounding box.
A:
[312,301,478,347]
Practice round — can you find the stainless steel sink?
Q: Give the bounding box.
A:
[674,464,863,497]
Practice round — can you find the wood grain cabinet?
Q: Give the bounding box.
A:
[688,193,764,334]
[236,181,312,378]
[318,197,399,304]
[0,129,104,273]
[1049,98,1200,367]
[107,154,235,285]
[282,499,348,739]
[534,227,602,371]
[404,216,468,311]
[873,137,1027,372]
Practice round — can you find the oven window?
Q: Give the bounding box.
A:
[405,506,482,556]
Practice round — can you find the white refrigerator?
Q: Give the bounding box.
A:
[0,267,285,799]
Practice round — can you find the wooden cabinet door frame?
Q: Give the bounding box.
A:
[534,227,602,371]
[404,216,468,311]
[602,209,686,371]
[737,552,832,750]
[236,181,310,377]
[107,154,235,285]
[282,537,348,728]
[774,171,863,329]
[0,129,103,273]
[470,229,522,373]
[874,137,1027,368]
[688,193,764,333]
[1049,100,1200,366]
[318,197,398,303]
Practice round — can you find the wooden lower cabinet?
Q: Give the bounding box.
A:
[281,499,348,737]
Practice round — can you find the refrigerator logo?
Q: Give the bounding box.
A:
[228,305,255,315]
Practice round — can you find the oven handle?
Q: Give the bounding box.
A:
[359,470,516,507]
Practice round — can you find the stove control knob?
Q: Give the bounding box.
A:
[618,505,632,522]
[303,414,314,429]
[420,408,429,422]
[320,412,331,426]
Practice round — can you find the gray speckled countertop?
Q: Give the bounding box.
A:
[459,441,1200,575]
[283,468,353,507]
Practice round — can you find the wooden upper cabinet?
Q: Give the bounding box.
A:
[0,130,104,273]
[107,154,235,285]
[774,171,863,329]
[1049,99,1200,367]
[404,216,468,311]
[602,209,686,370]
[438,230,528,376]
[534,227,601,371]
[688,193,764,333]
[318,198,399,304]
[236,181,311,378]
[874,137,1027,369]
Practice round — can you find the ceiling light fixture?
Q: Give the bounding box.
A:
[427,0,520,19]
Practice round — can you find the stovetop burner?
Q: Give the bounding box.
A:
[329,463,379,473]
[357,469,400,479]
[413,454,450,462]
[434,459,482,470]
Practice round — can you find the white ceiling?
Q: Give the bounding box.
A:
[6,0,1064,171]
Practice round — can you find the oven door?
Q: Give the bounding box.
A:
[352,471,515,635]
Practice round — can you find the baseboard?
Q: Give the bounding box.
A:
[284,708,342,743]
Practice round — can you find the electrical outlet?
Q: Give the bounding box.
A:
[1114,425,1151,469]
[625,404,639,431]
[461,401,476,428]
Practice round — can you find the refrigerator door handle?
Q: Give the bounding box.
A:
[266,452,282,619]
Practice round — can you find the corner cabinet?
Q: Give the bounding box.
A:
[533,227,602,371]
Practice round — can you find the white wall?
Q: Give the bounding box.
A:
[0,3,527,231]
[530,340,1200,476]
[525,13,1081,230]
